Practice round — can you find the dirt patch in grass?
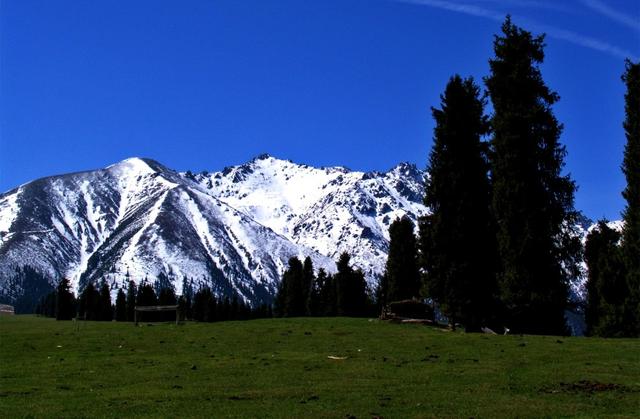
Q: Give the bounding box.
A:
[542,380,636,395]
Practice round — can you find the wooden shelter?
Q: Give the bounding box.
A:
[134,305,181,325]
[0,304,15,315]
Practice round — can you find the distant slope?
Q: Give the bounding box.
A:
[0,155,427,306]
[0,154,595,315]
[194,154,427,281]
[0,157,334,305]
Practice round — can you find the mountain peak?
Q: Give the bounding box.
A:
[388,162,421,179]
[108,156,152,170]
[107,157,172,176]
[252,153,273,161]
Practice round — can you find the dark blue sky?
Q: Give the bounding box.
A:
[1,0,638,220]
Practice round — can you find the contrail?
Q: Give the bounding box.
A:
[396,0,505,21]
[467,0,573,14]
[394,0,639,61]
[582,0,640,32]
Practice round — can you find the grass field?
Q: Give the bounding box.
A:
[1,316,639,418]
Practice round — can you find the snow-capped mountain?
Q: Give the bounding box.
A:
[0,157,343,305]
[0,153,598,321]
[0,155,427,307]
[192,154,427,281]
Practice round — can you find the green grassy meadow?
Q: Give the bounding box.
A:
[1,315,639,418]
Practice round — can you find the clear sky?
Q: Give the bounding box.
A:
[1,0,638,221]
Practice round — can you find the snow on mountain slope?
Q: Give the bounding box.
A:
[0,157,334,304]
[192,154,428,282]
[1,154,595,318]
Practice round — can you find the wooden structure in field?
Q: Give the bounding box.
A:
[0,304,15,315]
[380,299,434,321]
[134,305,181,325]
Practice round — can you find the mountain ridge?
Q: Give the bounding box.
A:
[0,154,597,320]
[0,155,427,307]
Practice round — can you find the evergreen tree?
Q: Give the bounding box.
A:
[37,291,57,318]
[154,272,173,296]
[334,252,368,317]
[207,292,217,322]
[285,257,306,317]
[177,295,187,321]
[584,221,626,336]
[485,17,580,334]
[309,268,326,316]
[420,75,495,331]
[98,279,112,321]
[126,280,137,322]
[318,271,337,316]
[219,296,231,321]
[231,295,239,320]
[193,287,206,321]
[137,282,158,306]
[375,273,388,312]
[302,257,315,315]
[55,278,75,320]
[192,287,216,322]
[383,216,421,305]
[79,282,99,320]
[181,276,194,319]
[45,291,57,317]
[274,268,288,317]
[253,302,271,319]
[620,59,640,336]
[192,289,203,321]
[158,286,177,305]
[115,288,127,321]
[275,257,306,317]
[157,285,177,321]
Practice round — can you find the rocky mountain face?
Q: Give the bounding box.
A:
[194,154,428,282]
[0,155,427,306]
[0,153,596,335]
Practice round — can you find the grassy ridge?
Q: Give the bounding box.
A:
[1,316,639,418]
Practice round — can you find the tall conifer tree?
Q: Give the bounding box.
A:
[55,278,75,320]
[137,282,158,306]
[309,268,327,316]
[284,257,305,317]
[620,60,640,336]
[420,75,495,331]
[302,257,315,315]
[584,221,626,336]
[98,280,112,321]
[383,216,420,305]
[125,280,137,322]
[79,282,99,320]
[485,17,580,334]
[318,271,337,316]
[275,257,306,317]
[115,289,127,321]
[335,252,368,317]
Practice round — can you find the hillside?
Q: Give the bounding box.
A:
[0,155,426,307]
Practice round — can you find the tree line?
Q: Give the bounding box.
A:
[274,253,374,318]
[36,276,272,323]
[584,60,640,337]
[379,17,639,337]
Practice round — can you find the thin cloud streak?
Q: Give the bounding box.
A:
[394,0,639,61]
[532,21,639,61]
[397,0,505,21]
[469,0,573,14]
[582,0,640,32]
